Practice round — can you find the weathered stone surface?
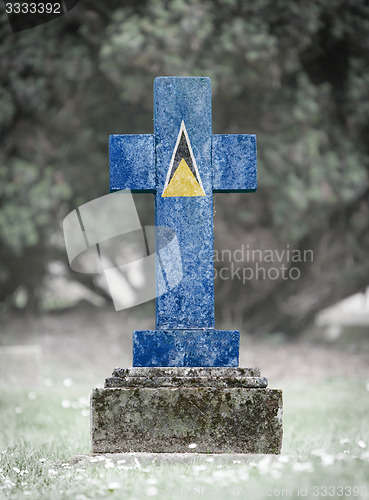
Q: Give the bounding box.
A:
[133,329,239,367]
[106,366,266,388]
[113,367,261,377]
[212,134,257,192]
[109,134,155,192]
[91,386,283,454]
[105,376,268,388]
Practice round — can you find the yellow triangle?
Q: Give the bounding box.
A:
[162,159,205,197]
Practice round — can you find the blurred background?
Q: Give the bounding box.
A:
[1,0,369,382]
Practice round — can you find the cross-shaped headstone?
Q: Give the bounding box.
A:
[110,77,256,367]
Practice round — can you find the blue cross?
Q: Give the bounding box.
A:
[109,77,257,367]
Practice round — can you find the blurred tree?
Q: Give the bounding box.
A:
[0,0,368,333]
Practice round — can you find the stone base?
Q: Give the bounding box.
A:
[91,368,283,454]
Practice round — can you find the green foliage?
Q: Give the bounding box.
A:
[0,160,71,254]
[98,0,369,244]
[0,0,368,321]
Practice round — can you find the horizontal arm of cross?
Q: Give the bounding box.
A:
[110,134,156,193]
[212,134,257,192]
[110,133,256,193]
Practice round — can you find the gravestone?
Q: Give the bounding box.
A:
[91,77,283,454]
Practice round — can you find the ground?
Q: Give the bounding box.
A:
[0,304,369,499]
[1,303,368,385]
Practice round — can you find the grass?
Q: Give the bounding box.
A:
[0,377,369,499]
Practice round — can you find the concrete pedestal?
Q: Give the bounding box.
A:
[91,368,283,454]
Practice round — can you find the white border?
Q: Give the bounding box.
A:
[162,120,205,195]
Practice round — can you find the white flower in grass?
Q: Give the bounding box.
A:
[27,392,37,400]
[238,467,249,481]
[90,458,99,463]
[63,378,73,387]
[104,462,114,469]
[321,454,335,466]
[15,407,22,414]
[188,443,197,449]
[336,453,349,460]
[39,459,46,463]
[311,449,325,457]
[256,455,272,473]
[81,410,89,417]
[48,469,58,477]
[146,486,158,496]
[117,465,130,470]
[292,462,314,472]
[116,459,126,464]
[24,491,31,496]
[339,438,349,444]
[61,400,70,409]
[212,469,227,479]
[108,482,121,491]
[193,465,207,472]
[78,396,89,405]
[146,477,158,485]
[13,467,20,473]
[271,468,281,479]
[358,440,367,449]
[272,461,283,470]
[206,457,214,463]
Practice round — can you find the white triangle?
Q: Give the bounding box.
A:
[162,121,205,195]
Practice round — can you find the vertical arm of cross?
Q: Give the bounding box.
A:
[212,134,257,192]
[154,76,215,331]
[109,134,156,192]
